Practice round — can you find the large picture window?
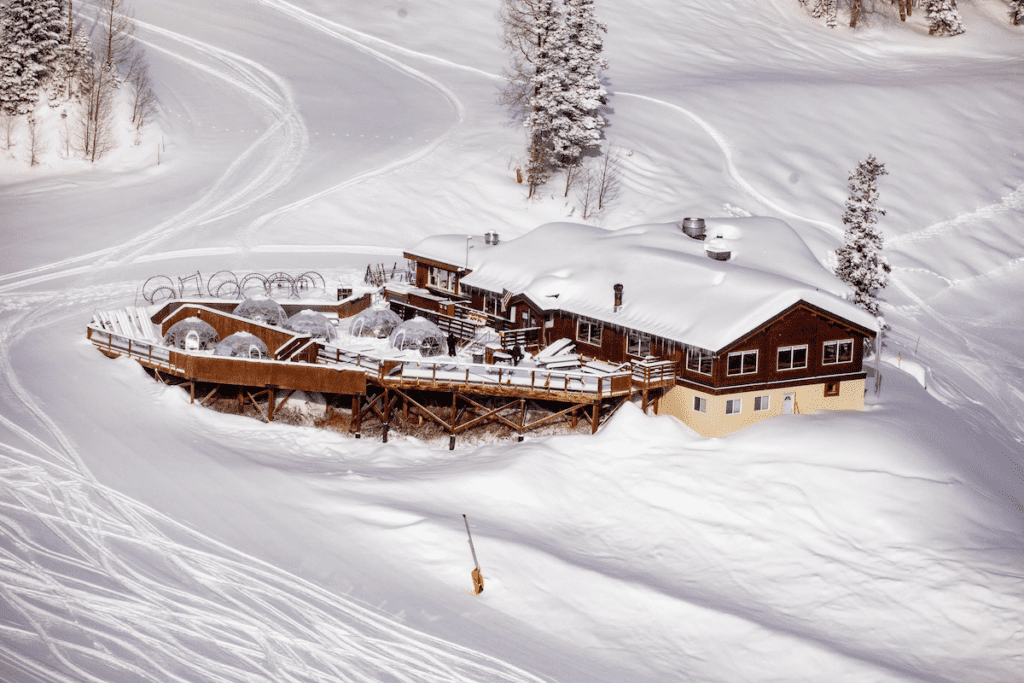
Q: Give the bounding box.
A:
[627,331,651,357]
[428,266,455,293]
[726,350,758,376]
[686,349,713,375]
[823,339,854,365]
[777,344,808,371]
[576,320,602,346]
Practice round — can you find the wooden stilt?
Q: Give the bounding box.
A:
[591,402,600,434]
[571,407,578,429]
[200,385,220,406]
[451,392,458,433]
[267,387,276,421]
[353,394,363,435]
[190,380,195,404]
[641,389,649,414]
[238,386,244,411]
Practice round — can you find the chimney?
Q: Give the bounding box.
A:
[484,232,492,245]
[491,232,500,245]
[613,283,623,312]
[681,217,706,240]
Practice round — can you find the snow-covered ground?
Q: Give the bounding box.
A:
[1,0,1022,681]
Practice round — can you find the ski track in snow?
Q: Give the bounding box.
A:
[239,0,469,247]
[0,437,547,683]
[0,7,543,682]
[616,92,846,239]
[0,18,309,295]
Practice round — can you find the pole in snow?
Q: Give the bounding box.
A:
[463,514,484,594]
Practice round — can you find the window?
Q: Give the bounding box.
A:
[754,395,770,412]
[725,398,742,415]
[726,350,758,376]
[686,349,713,375]
[627,331,651,357]
[428,266,455,293]
[777,345,808,371]
[693,396,707,413]
[577,320,602,346]
[823,339,854,365]
[824,382,840,397]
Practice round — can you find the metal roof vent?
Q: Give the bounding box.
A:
[705,237,731,261]
[491,232,499,245]
[484,232,500,245]
[613,283,623,312]
[484,232,492,245]
[681,217,706,240]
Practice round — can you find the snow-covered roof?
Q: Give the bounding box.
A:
[404,234,500,271]
[415,218,877,352]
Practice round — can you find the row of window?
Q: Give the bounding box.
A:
[687,339,855,377]
[576,319,855,373]
[693,395,771,414]
[576,321,652,356]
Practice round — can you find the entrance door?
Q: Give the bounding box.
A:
[783,393,795,415]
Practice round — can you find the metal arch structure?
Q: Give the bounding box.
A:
[294,271,326,296]
[143,275,177,304]
[266,272,296,298]
[207,270,241,299]
[239,273,270,297]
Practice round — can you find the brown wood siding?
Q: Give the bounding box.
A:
[160,305,301,358]
[716,305,869,389]
[152,298,367,323]
[170,351,367,394]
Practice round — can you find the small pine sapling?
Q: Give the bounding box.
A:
[1010,0,1024,25]
[834,155,891,318]
[925,0,966,35]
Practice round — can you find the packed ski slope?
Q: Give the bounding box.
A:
[1,0,1022,681]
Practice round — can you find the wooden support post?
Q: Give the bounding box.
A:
[591,402,600,434]
[642,389,649,414]
[403,395,409,423]
[451,392,458,432]
[653,393,660,414]
[267,386,276,422]
[190,380,195,404]
[571,407,578,429]
[518,400,526,437]
[352,394,362,436]
[200,385,220,407]
[238,386,243,411]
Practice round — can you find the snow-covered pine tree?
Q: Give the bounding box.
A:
[826,0,839,28]
[925,0,965,35]
[1009,0,1024,25]
[524,0,567,194]
[0,0,43,114]
[834,155,891,317]
[560,0,607,166]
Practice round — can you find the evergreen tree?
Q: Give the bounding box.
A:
[560,0,607,165]
[0,0,69,114]
[1009,0,1023,26]
[925,0,965,35]
[834,155,891,317]
[524,0,565,193]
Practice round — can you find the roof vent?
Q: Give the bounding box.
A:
[613,283,623,312]
[484,232,492,245]
[484,232,500,245]
[491,232,499,245]
[681,217,706,240]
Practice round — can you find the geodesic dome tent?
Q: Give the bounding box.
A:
[163,318,220,351]
[214,332,270,359]
[233,296,287,326]
[389,316,444,357]
[349,306,402,339]
[284,310,336,342]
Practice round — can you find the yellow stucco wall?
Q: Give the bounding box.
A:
[657,379,865,438]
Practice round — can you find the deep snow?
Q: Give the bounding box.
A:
[1,0,1023,681]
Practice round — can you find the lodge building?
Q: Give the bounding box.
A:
[393,217,878,438]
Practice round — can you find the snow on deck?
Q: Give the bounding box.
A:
[441,218,879,351]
